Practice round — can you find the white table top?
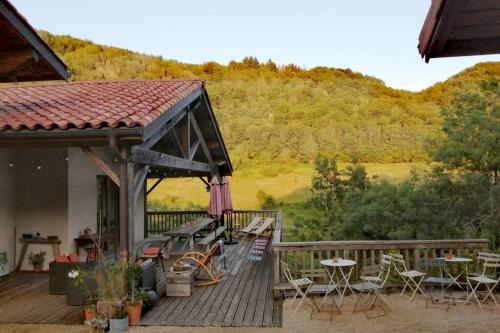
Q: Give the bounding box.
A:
[437,257,473,263]
[320,259,356,267]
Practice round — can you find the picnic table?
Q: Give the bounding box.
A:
[164,218,218,257]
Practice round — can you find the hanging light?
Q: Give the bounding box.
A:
[8,162,14,168]
[36,165,42,170]
[65,156,69,161]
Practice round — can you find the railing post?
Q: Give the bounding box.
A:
[273,250,280,299]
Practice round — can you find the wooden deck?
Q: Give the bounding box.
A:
[0,272,81,324]
[141,239,282,327]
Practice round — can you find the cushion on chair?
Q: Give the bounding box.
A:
[68,252,79,262]
[143,247,160,256]
[55,255,69,263]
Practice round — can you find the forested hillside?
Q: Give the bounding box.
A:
[39,31,500,167]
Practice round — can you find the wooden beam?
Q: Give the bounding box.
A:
[146,177,164,196]
[127,161,135,252]
[170,128,188,158]
[81,147,120,186]
[0,1,69,80]
[133,165,150,204]
[130,147,217,173]
[141,88,202,148]
[188,112,214,164]
[189,140,200,161]
[118,147,129,254]
[429,0,466,57]
[141,109,187,149]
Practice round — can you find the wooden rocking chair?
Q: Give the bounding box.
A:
[175,242,224,287]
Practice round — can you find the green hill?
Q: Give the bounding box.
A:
[39,31,500,169]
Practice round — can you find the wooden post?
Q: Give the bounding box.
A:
[119,147,129,255]
[127,161,135,252]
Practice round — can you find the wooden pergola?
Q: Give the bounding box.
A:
[0,0,69,81]
[418,0,500,61]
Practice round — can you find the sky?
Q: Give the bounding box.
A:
[11,0,500,91]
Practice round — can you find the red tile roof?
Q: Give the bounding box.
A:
[0,80,204,132]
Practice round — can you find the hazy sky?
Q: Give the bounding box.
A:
[12,0,499,91]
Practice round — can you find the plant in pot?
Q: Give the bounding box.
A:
[124,261,144,325]
[89,313,108,332]
[68,268,98,320]
[109,305,129,333]
[95,262,127,318]
[124,288,147,325]
[28,251,46,272]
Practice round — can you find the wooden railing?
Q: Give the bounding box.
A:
[272,236,489,297]
[145,209,279,237]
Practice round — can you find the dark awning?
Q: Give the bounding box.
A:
[0,0,70,82]
[418,0,500,62]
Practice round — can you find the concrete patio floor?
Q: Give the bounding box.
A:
[1,294,499,333]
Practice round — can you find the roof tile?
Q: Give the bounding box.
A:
[0,80,203,132]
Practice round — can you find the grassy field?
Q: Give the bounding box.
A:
[147,162,429,210]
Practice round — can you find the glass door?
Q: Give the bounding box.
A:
[97,176,119,260]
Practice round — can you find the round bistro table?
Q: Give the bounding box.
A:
[320,259,357,308]
[437,256,473,300]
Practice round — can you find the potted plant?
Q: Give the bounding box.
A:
[28,251,46,272]
[124,288,147,325]
[95,263,127,318]
[88,313,108,332]
[109,305,129,333]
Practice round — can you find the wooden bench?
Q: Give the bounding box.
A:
[197,226,226,251]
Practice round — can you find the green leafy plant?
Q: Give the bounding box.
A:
[28,251,46,266]
[112,305,127,320]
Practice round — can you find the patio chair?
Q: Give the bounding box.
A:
[133,235,171,272]
[174,242,224,287]
[470,252,500,279]
[351,254,392,318]
[391,253,425,300]
[246,218,275,239]
[281,260,321,314]
[420,258,455,310]
[234,217,262,238]
[466,256,500,311]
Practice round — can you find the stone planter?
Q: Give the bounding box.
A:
[109,316,129,333]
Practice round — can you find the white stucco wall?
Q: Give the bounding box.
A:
[68,147,144,255]
[1,146,146,270]
[13,148,68,270]
[0,149,15,271]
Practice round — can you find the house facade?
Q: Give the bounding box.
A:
[0,80,232,271]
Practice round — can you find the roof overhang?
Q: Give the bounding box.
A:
[0,0,70,82]
[0,85,233,178]
[418,0,500,62]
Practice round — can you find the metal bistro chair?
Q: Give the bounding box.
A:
[420,258,455,310]
[351,254,392,318]
[281,260,320,314]
[466,256,500,311]
[392,253,426,301]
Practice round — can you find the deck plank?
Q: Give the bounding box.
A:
[0,272,81,325]
[141,239,281,327]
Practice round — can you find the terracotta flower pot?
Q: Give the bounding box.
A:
[33,263,43,272]
[83,307,96,321]
[125,303,142,325]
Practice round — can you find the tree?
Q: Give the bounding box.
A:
[431,79,500,184]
